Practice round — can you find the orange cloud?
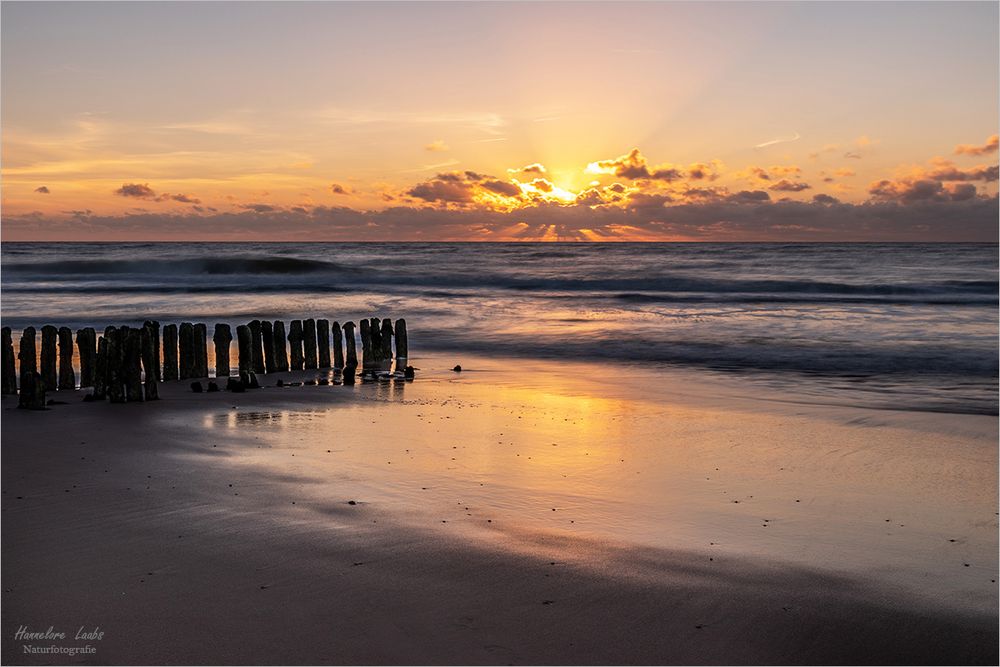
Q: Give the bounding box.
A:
[954,135,998,156]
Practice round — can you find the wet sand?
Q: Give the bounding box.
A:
[2,356,997,665]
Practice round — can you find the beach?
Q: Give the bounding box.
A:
[3,353,996,664]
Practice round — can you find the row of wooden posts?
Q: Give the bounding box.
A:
[1,318,409,409]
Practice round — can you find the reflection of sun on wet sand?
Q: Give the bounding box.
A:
[2,354,997,664]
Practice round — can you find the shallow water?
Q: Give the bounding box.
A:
[2,242,997,414]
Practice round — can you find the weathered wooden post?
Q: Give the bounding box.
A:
[1,327,16,395]
[141,325,159,401]
[178,323,194,380]
[288,320,304,370]
[142,321,161,382]
[106,327,126,404]
[317,319,331,368]
[394,318,408,370]
[193,323,208,378]
[213,324,232,379]
[272,320,289,372]
[360,319,372,373]
[162,324,179,381]
[93,333,109,400]
[58,326,75,390]
[18,327,37,377]
[249,320,265,374]
[17,371,45,410]
[371,318,385,373]
[236,325,253,375]
[303,318,317,369]
[343,321,358,371]
[380,318,393,371]
[261,320,277,374]
[76,327,97,388]
[124,327,144,402]
[40,325,58,390]
[331,321,344,370]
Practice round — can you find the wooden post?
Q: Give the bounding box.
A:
[394,318,408,370]
[288,320,304,370]
[142,320,161,381]
[213,324,233,379]
[141,325,159,400]
[261,320,277,374]
[193,323,208,378]
[76,327,96,388]
[249,320,265,374]
[380,318,393,371]
[330,322,344,370]
[359,319,372,372]
[343,321,358,371]
[370,318,384,373]
[162,324,179,381]
[178,323,194,380]
[106,327,125,404]
[124,327,144,402]
[236,325,253,375]
[317,319,331,369]
[272,320,289,372]
[93,335,109,400]
[40,325,58,390]
[17,371,45,410]
[1,327,16,395]
[303,318,317,370]
[18,326,37,377]
[58,326,75,390]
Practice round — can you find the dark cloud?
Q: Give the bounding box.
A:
[481,180,521,197]
[10,196,995,242]
[166,193,201,204]
[955,135,999,156]
[115,183,156,198]
[407,179,475,204]
[812,193,840,204]
[34,186,50,194]
[241,203,277,213]
[926,163,998,182]
[727,190,771,204]
[588,149,683,181]
[868,178,980,204]
[769,180,811,192]
[330,183,350,195]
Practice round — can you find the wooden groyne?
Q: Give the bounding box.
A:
[2,318,412,408]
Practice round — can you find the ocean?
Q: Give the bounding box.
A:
[2,242,997,414]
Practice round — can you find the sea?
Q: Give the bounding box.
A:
[2,242,997,415]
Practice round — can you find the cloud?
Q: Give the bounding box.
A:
[727,190,771,204]
[586,149,682,181]
[955,135,999,156]
[241,203,277,213]
[424,140,449,152]
[34,186,50,194]
[769,179,811,192]
[834,168,856,177]
[812,194,840,204]
[481,179,521,197]
[115,182,156,198]
[844,152,862,160]
[507,163,547,175]
[166,193,201,204]
[330,183,351,195]
[868,178,981,204]
[924,161,998,182]
[12,195,995,242]
[754,132,800,149]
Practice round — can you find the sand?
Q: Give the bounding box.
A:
[2,355,997,665]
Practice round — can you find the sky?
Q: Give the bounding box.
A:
[2,1,998,241]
